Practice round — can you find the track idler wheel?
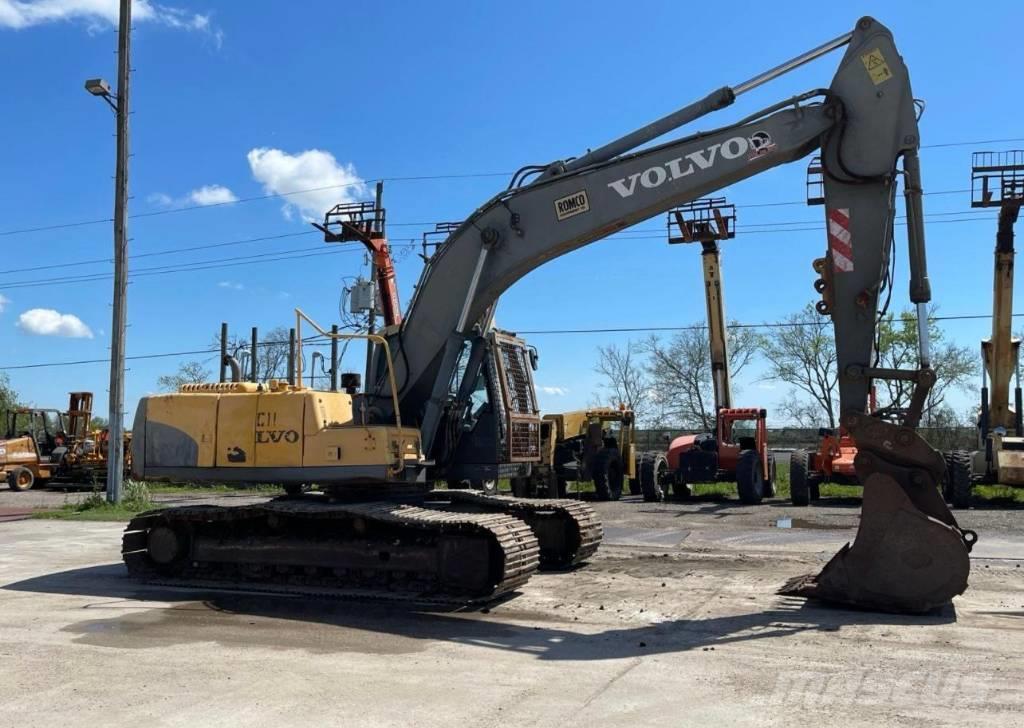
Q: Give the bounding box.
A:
[781,416,974,613]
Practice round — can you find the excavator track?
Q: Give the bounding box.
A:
[122,498,539,603]
[426,490,602,569]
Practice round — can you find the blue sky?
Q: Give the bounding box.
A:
[0,0,1022,425]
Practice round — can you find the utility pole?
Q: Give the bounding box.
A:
[364,181,384,384]
[106,0,132,504]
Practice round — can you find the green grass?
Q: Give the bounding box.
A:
[33,479,155,521]
[146,482,283,495]
[972,484,1024,504]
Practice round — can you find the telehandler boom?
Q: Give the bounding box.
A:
[127,17,973,612]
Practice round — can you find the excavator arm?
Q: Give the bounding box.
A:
[380,16,973,612]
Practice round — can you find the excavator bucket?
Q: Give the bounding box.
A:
[781,467,974,613]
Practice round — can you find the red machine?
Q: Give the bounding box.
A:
[315,199,402,327]
[666,407,774,504]
[789,389,876,505]
[659,200,775,504]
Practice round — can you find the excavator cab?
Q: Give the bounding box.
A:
[437,329,542,491]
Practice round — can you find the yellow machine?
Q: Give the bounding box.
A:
[2,392,130,491]
[946,151,1024,507]
[512,407,636,500]
[135,380,422,495]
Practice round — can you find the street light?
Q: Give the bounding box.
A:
[84,0,132,504]
[84,78,117,110]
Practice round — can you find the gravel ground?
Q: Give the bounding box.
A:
[1,488,1022,727]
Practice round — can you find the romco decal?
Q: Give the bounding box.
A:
[554,190,590,221]
[607,131,774,198]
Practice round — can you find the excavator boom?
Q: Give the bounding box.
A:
[380,17,972,612]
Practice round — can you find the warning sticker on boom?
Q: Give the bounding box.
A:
[860,48,892,85]
[554,190,590,221]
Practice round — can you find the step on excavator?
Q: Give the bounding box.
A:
[945,152,1024,507]
[125,16,974,612]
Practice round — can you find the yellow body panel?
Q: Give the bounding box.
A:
[137,387,423,479]
[254,392,304,467]
[216,394,258,467]
[147,393,218,466]
[994,435,1024,485]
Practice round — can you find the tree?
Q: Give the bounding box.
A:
[0,373,19,414]
[591,341,651,423]
[218,326,292,381]
[157,361,212,392]
[759,303,977,428]
[640,322,757,431]
[758,304,839,428]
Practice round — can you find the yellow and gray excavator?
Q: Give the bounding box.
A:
[125,16,974,612]
[946,152,1024,507]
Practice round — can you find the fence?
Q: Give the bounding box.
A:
[634,427,978,452]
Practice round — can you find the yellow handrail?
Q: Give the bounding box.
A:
[294,308,403,429]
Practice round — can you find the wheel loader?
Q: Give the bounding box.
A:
[510,407,636,501]
[1,392,130,491]
[124,17,975,613]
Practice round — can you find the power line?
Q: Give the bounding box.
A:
[0,247,365,291]
[518,312,1023,335]
[0,230,317,275]
[0,172,512,238]
[1,132,1022,239]
[0,205,995,281]
[921,138,1024,149]
[0,311,1013,372]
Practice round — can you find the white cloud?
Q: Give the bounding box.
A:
[189,184,237,206]
[540,386,569,396]
[0,1,219,42]
[147,192,174,207]
[17,308,93,338]
[217,280,244,290]
[149,184,236,209]
[0,294,9,313]
[247,147,367,221]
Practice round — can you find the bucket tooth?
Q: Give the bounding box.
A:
[781,470,971,613]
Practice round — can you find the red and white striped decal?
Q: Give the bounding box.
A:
[827,208,853,272]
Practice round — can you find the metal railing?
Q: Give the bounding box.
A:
[293,308,403,429]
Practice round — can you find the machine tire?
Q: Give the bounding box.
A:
[735,449,765,505]
[283,483,308,497]
[639,453,668,502]
[592,449,624,501]
[941,451,955,502]
[763,452,777,498]
[7,467,35,492]
[473,479,499,496]
[790,449,811,507]
[446,479,470,490]
[510,476,532,498]
[949,450,973,509]
[548,473,568,499]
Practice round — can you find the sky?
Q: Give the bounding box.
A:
[0,0,1022,427]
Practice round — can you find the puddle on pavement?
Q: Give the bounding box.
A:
[62,597,516,655]
[774,517,840,531]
